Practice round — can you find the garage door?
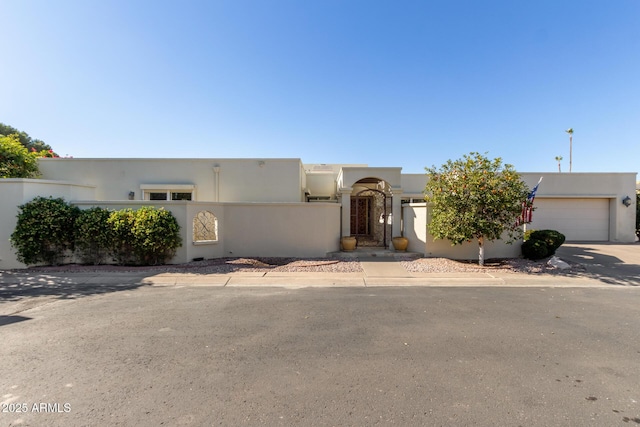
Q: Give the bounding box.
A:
[529,198,610,241]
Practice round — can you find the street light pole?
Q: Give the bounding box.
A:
[565,128,574,173]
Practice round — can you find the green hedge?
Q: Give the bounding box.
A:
[11,198,182,266]
[75,207,113,265]
[109,206,182,265]
[10,197,80,265]
[522,229,566,260]
[527,230,565,255]
[108,209,137,265]
[521,238,549,260]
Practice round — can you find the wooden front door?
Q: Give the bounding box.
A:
[350,196,372,236]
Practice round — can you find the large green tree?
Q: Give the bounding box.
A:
[0,123,55,153]
[425,152,530,265]
[0,134,40,178]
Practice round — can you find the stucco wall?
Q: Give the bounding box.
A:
[338,167,402,190]
[38,158,305,203]
[223,203,341,258]
[400,174,428,199]
[402,203,427,254]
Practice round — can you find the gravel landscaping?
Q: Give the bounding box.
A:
[12,255,584,275]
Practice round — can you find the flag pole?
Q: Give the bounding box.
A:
[522,177,543,235]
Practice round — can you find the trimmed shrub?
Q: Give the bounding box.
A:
[10,197,80,265]
[130,206,182,265]
[75,207,113,265]
[528,229,566,255]
[107,209,137,265]
[12,200,182,266]
[521,238,549,260]
[521,229,565,260]
[523,228,536,242]
[107,207,182,265]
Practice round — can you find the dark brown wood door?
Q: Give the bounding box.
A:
[350,197,371,235]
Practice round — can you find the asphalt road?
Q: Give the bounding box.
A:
[1,285,639,426]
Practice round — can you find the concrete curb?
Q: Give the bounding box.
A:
[0,270,630,288]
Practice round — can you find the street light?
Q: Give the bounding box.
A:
[565,128,574,173]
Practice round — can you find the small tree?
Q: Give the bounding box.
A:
[425,152,530,265]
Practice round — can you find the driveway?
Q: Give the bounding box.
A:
[556,243,640,286]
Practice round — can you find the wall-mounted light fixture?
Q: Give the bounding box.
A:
[379,213,394,224]
[128,191,135,200]
[622,196,632,207]
[258,160,265,167]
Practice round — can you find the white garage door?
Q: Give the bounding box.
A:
[529,198,610,241]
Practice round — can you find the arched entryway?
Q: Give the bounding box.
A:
[350,178,393,248]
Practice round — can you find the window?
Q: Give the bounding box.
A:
[171,192,192,200]
[146,191,192,201]
[140,184,195,201]
[149,192,168,200]
[307,196,333,202]
[402,198,426,204]
[193,211,218,242]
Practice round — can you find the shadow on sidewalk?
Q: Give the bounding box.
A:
[0,271,150,302]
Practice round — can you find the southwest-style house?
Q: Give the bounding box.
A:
[0,157,636,269]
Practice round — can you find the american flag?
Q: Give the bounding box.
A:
[518,177,543,225]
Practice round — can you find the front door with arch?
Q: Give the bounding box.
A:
[350,178,392,248]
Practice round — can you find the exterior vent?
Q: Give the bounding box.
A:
[311,165,334,172]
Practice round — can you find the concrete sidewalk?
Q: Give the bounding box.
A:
[0,260,629,289]
[0,263,634,316]
[3,243,639,291]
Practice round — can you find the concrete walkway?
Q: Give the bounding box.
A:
[360,257,413,278]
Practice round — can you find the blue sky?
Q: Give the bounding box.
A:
[2,0,639,173]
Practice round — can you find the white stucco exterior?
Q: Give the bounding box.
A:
[37,158,307,202]
[0,157,636,269]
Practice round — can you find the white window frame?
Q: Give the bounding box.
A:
[140,184,196,201]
